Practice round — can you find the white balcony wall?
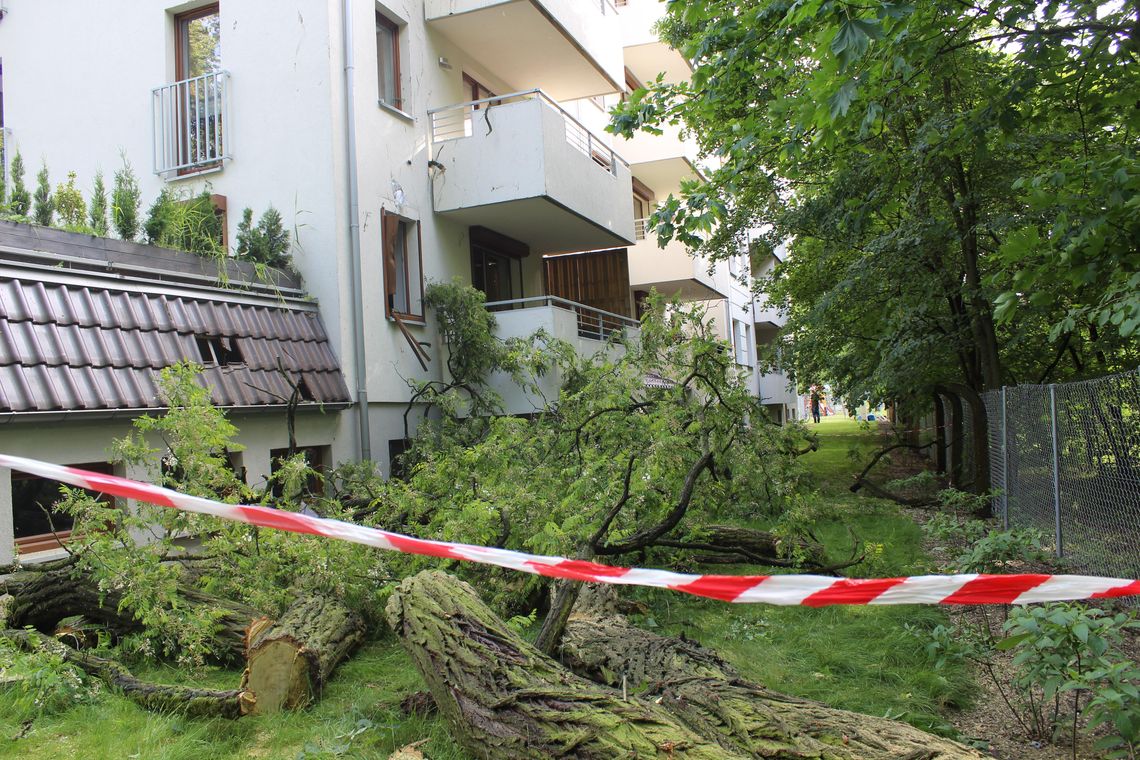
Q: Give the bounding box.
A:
[628,232,725,300]
[618,0,691,84]
[425,0,624,99]
[618,120,698,167]
[480,301,636,415]
[431,95,635,252]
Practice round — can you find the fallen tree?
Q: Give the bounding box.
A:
[388,571,987,760]
[2,628,245,718]
[560,588,987,759]
[0,567,259,665]
[387,570,736,758]
[240,594,366,714]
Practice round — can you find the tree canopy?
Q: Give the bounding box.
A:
[612,0,1140,403]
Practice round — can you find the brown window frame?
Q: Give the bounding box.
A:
[12,462,116,554]
[376,12,403,111]
[382,209,424,320]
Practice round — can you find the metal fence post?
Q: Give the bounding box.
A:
[1001,386,1009,530]
[1048,384,1063,558]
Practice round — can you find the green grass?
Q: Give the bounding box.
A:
[0,418,973,754]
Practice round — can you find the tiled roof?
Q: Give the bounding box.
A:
[0,276,350,414]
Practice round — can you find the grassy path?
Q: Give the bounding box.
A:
[0,417,974,757]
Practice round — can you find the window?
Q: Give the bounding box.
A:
[12,462,115,554]
[383,210,423,319]
[270,446,330,499]
[632,178,654,239]
[733,319,752,366]
[376,13,402,110]
[470,226,527,309]
[173,4,224,172]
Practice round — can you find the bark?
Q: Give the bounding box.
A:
[2,629,245,718]
[386,570,738,759]
[559,603,989,760]
[0,568,260,665]
[239,593,366,714]
[933,392,948,473]
[935,382,992,501]
[681,525,825,567]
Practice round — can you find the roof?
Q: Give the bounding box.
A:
[0,224,350,416]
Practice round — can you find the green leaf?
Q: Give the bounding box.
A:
[828,80,858,120]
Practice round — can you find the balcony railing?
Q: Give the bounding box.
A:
[429,89,627,177]
[633,217,649,241]
[152,71,230,175]
[484,295,639,341]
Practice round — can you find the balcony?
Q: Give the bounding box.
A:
[483,296,639,414]
[758,371,796,407]
[425,0,623,101]
[753,296,786,328]
[628,219,725,301]
[152,71,231,175]
[616,0,693,85]
[429,90,635,253]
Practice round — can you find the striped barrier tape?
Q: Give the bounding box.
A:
[1,453,1137,606]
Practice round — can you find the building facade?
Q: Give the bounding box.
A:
[0,0,796,559]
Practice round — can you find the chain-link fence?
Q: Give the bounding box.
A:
[983,370,1140,590]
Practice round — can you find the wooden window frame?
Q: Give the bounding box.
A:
[382,209,424,320]
[376,12,403,111]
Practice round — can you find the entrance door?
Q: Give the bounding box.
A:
[470,226,528,310]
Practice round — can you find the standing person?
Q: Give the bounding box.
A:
[810,387,822,424]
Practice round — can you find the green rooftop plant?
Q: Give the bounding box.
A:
[111,157,141,241]
[32,161,54,226]
[54,171,87,230]
[6,150,30,217]
[235,206,293,270]
[89,170,109,236]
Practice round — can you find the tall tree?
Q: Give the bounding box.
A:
[611,0,1140,401]
[32,161,53,227]
[89,171,110,236]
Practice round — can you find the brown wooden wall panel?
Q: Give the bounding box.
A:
[543,250,632,317]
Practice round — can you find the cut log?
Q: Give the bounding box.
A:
[1,629,246,718]
[559,596,988,760]
[386,570,742,759]
[0,568,260,664]
[239,594,366,714]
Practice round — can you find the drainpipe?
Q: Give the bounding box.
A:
[341,0,372,461]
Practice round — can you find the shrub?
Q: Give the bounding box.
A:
[144,188,223,257]
[89,171,109,236]
[32,161,54,226]
[8,151,31,217]
[111,158,141,241]
[955,527,1051,573]
[54,171,88,229]
[235,206,293,270]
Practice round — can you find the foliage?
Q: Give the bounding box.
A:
[32,162,54,227]
[144,188,224,258]
[0,635,102,720]
[955,527,1051,574]
[56,363,391,663]
[611,0,1140,405]
[53,171,88,230]
[111,158,141,241]
[8,151,31,217]
[1003,604,1140,751]
[234,206,293,270]
[393,291,811,612]
[921,512,988,546]
[88,171,109,236]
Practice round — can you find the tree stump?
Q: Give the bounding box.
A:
[387,570,738,759]
[559,595,988,760]
[240,594,366,714]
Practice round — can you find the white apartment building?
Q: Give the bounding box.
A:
[0,0,788,559]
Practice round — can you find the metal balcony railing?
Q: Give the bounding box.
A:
[483,295,640,341]
[633,217,650,241]
[428,89,628,177]
[152,71,231,175]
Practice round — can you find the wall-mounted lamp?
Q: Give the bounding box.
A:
[437,56,453,70]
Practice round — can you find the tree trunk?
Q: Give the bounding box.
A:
[936,382,993,503]
[240,594,366,714]
[2,629,246,718]
[933,392,948,473]
[0,568,260,664]
[559,600,988,760]
[682,525,825,567]
[387,570,739,759]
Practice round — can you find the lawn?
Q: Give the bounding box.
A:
[0,417,973,757]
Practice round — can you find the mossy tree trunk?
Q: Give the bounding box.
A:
[559,595,988,760]
[387,570,738,759]
[240,594,366,714]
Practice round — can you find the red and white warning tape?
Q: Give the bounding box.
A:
[2,454,1137,606]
